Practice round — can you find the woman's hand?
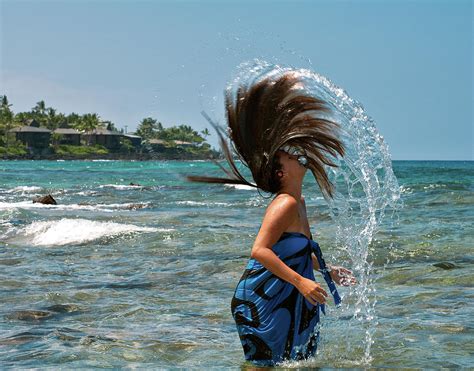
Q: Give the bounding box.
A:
[329,265,357,286]
[295,276,328,306]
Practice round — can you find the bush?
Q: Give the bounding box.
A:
[119,137,134,153]
[53,144,108,156]
[0,141,27,156]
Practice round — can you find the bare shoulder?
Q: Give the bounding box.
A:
[267,193,298,216]
[261,194,298,231]
[254,195,299,248]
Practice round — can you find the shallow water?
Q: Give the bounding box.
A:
[0,160,472,368]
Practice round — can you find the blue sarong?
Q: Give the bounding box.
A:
[231,232,341,366]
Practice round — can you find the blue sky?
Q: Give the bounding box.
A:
[1,0,472,160]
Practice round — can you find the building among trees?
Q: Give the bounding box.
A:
[9,120,51,149]
[82,127,122,150]
[53,127,81,145]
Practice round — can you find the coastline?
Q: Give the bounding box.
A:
[0,152,219,161]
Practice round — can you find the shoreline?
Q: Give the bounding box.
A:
[0,152,219,161]
[1,157,471,162]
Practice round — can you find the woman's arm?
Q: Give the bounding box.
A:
[251,195,328,305]
[311,253,321,271]
[312,252,356,286]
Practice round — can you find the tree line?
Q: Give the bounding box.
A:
[0,95,212,147]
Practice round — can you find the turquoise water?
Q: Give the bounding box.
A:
[0,160,472,368]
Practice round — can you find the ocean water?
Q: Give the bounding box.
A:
[0,160,472,368]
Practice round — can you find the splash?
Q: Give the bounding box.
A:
[225,60,401,366]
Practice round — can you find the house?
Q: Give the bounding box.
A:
[123,133,142,148]
[82,128,122,150]
[146,138,167,150]
[173,140,194,147]
[53,128,81,145]
[9,123,51,149]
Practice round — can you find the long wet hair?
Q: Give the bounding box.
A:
[186,72,345,198]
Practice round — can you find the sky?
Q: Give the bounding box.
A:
[0,0,472,160]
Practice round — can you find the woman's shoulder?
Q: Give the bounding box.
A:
[270,193,298,207]
[266,194,299,216]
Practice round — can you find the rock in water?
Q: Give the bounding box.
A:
[433,262,457,270]
[33,194,57,205]
[7,310,53,321]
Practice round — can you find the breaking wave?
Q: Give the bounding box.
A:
[18,218,163,246]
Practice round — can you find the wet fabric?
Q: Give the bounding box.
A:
[231,232,341,366]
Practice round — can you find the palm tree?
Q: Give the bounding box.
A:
[80,113,100,132]
[0,95,13,147]
[200,128,210,138]
[46,107,57,130]
[136,117,160,140]
[67,112,82,128]
[33,100,46,116]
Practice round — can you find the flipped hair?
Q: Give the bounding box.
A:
[187,72,345,198]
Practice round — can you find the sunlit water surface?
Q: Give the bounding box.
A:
[0,160,472,368]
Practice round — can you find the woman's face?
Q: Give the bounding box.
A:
[277,150,307,180]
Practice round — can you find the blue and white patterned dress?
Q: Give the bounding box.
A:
[231,231,341,366]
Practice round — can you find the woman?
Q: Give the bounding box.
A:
[187,71,356,366]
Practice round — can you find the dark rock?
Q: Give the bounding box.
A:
[33,194,57,205]
[7,310,53,321]
[0,331,42,345]
[125,203,146,210]
[433,262,457,270]
[45,304,80,313]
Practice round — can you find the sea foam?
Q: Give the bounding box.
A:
[20,218,161,246]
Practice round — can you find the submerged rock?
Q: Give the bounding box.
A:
[0,331,43,345]
[7,310,53,321]
[33,194,57,205]
[125,203,147,210]
[45,304,80,313]
[433,262,457,270]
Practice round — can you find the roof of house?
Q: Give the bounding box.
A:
[53,128,81,135]
[148,139,166,144]
[9,126,51,133]
[124,134,141,139]
[174,140,193,145]
[83,128,122,136]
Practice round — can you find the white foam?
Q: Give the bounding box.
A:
[99,184,145,190]
[0,201,151,212]
[224,184,254,191]
[175,200,231,206]
[20,218,164,246]
[5,186,43,194]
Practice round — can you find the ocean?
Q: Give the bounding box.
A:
[0,160,472,368]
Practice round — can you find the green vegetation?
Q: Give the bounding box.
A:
[0,95,218,159]
[0,140,27,156]
[53,144,108,156]
[135,117,208,146]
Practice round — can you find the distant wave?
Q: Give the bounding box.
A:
[0,201,152,212]
[175,200,232,206]
[99,184,145,190]
[20,218,164,246]
[4,186,43,194]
